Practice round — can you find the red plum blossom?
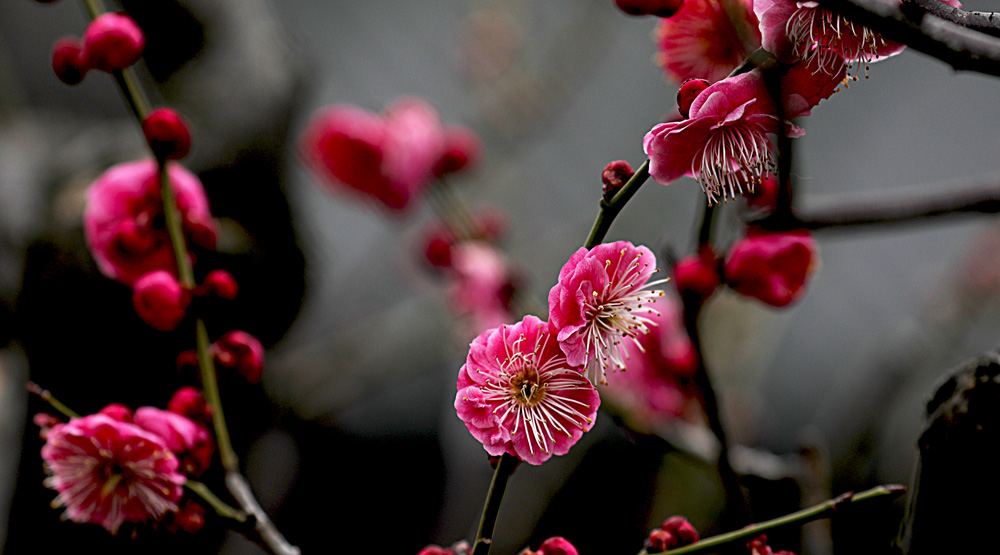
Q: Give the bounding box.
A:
[655,0,760,84]
[134,407,214,477]
[724,228,818,307]
[455,315,600,465]
[41,414,185,534]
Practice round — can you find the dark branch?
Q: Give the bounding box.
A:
[750,174,1000,232]
[911,0,1000,39]
[819,0,1000,77]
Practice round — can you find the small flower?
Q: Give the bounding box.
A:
[83,159,215,285]
[41,414,185,534]
[51,37,87,85]
[300,98,447,211]
[755,0,905,76]
[644,71,780,204]
[167,386,211,424]
[601,293,696,433]
[724,228,818,307]
[520,537,580,555]
[548,241,666,385]
[448,242,516,334]
[82,12,145,73]
[655,0,761,84]
[646,516,699,553]
[433,126,482,177]
[133,407,213,477]
[143,108,192,161]
[132,270,191,331]
[455,315,600,465]
[213,330,265,383]
[673,247,721,300]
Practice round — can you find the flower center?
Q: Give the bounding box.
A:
[786,5,885,77]
[694,124,773,205]
[508,373,545,407]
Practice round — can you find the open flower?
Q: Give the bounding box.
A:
[644,71,783,204]
[455,315,600,465]
[41,414,185,534]
[83,159,215,285]
[548,241,666,385]
[755,0,907,75]
[655,0,761,84]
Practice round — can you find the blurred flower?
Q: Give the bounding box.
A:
[300,98,450,211]
[41,414,185,534]
[143,108,192,161]
[418,540,470,555]
[51,37,88,85]
[213,330,265,383]
[655,0,760,84]
[755,0,905,75]
[132,270,191,331]
[166,500,206,534]
[433,126,482,177]
[673,247,721,300]
[601,294,696,433]
[520,537,579,555]
[615,0,684,17]
[455,315,600,465]
[646,516,700,553]
[82,12,145,73]
[748,534,796,555]
[448,242,516,333]
[745,173,779,210]
[549,241,665,385]
[134,407,213,477]
[98,403,134,422]
[83,159,215,285]
[602,160,634,201]
[724,228,818,307]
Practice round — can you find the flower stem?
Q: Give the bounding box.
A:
[471,453,519,555]
[26,382,80,419]
[639,485,905,555]
[157,161,195,288]
[185,480,247,522]
[584,159,650,249]
[196,318,238,471]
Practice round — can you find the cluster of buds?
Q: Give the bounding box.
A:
[51,12,145,85]
[177,330,265,384]
[644,516,699,553]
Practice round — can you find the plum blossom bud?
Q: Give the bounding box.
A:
[82,13,145,73]
[169,500,206,534]
[676,78,709,118]
[175,350,198,371]
[422,227,454,268]
[199,269,239,300]
[168,386,211,423]
[673,247,720,299]
[724,229,818,307]
[143,108,192,161]
[51,38,87,85]
[213,331,265,383]
[98,403,134,422]
[520,537,579,555]
[418,541,470,555]
[615,0,684,17]
[747,534,796,555]
[434,126,482,176]
[645,516,699,552]
[33,413,61,439]
[133,270,191,331]
[602,160,634,201]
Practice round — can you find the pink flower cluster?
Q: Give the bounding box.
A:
[301,98,481,212]
[51,12,145,85]
[40,398,215,535]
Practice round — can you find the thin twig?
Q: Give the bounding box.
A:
[471,454,519,555]
[910,0,1000,39]
[584,160,651,248]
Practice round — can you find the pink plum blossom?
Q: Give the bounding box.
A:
[548,241,666,385]
[455,315,600,465]
[754,0,914,75]
[83,159,215,285]
[300,98,448,211]
[600,293,696,433]
[134,407,214,477]
[644,71,783,204]
[724,228,818,307]
[448,242,515,333]
[655,0,761,84]
[41,414,185,534]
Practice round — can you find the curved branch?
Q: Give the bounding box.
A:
[819,0,1000,76]
[911,0,1000,39]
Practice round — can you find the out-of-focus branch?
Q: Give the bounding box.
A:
[750,175,1000,232]
[819,0,1000,76]
[911,0,1000,39]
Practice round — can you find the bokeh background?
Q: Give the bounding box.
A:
[2,1,1000,554]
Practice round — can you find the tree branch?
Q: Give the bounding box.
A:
[910,0,1000,39]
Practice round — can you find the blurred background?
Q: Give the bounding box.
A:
[2,1,1000,554]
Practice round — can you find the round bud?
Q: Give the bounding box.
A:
[132,270,190,331]
[98,403,134,422]
[676,78,710,118]
[143,108,192,160]
[202,270,239,300]
[434,127,482,176]
[602,160,634,201]
[51,38,87,85]
[82,12,145,73]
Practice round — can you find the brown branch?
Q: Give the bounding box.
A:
[910,0,1000,39]
[819,0,1000,77]
[750,174,1000,232]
